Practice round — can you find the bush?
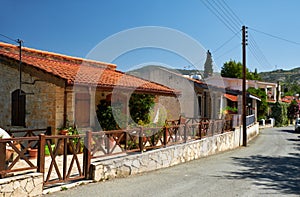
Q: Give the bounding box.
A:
[247,87,268,120]
[96,93,155,131]
[269,102,288,127]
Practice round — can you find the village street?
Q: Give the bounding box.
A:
[46,126,300,197]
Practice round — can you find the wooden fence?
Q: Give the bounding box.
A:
[0,118,234,187]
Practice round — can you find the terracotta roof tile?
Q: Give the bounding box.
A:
[224,93,238,102]
[0,42,178,96]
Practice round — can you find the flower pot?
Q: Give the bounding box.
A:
[59,129,69,135]
[28,148,38,159]
[67,142,83,154]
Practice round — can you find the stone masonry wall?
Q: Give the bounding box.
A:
[0,173,43,197]
[91,123,259,182]
[0,61,65,132]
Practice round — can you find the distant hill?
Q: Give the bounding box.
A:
[259,67,300,84]
[129,65,203,76]
[128,65,204,78]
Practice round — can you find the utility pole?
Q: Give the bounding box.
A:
[242,25,248,146]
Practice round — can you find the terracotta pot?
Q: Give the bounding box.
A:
[67,142,83,154]
[28,148,38,158]
[59,129,68,135]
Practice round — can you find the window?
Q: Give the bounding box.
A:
[11,89,26,126]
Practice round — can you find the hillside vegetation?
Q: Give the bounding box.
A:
[259,67,300,96]
[260,67,300,84]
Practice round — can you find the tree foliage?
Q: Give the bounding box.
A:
[129,94,155,125]
[283,83,300,96]
[221,60,261,80]
[287,100,299,121]
[270,102,288,127]
[247,87,268,120]
[96,93,155,130]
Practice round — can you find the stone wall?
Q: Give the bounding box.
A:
[0,123,259,196]
[0,61,66,132]
[0,173,43,197]
[91,123,259,182]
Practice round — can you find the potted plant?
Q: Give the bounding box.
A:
[28,148,38,159]
[66,126,84,154]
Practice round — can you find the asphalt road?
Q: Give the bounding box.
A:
[46,126,300,197]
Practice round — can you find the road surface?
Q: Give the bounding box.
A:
[46,126,300,196]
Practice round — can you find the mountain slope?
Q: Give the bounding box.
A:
[259,67,300,84]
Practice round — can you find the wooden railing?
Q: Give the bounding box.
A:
[0,118,236,186]
[88,118,232,159]
[0,128,88,185]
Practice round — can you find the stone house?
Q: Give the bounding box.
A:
[130,66,262,124]
[129,66,226,120]
[205,76,262,122]
[205,76,280,103]
[0,42,178,133]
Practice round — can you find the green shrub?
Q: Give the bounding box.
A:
[270,102,288,127]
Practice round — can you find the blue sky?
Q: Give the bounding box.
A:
[1,0,300,72]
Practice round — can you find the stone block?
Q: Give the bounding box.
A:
[1,182,14,193]
[25,179,35,193]
[13,181,20,190]
[92,164,104,182]
[103,165,116,180]
[19,179,27,189]
[132,159,140,169]
[117,166,131,177]
[11,187,27,197]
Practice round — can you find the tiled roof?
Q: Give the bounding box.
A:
[0,42,178,96]
[224,93,238,102]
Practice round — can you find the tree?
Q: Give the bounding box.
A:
[270,102,289,127]
[129,93,155,125]
[204,50,213,78]
[96,93,155,130]
[247,87,268,120]
[221,60,260,80]
[287,100,299,123]
[221,60,243,78]
[253,68,262,80]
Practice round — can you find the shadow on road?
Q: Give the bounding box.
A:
[222,132,300,195]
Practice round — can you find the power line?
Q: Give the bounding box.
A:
[214,43,240,61]
[249,27,300,46]
[0,33,17,43]
[201,0,274,70]
[220,0,243,26]
[211,0,241,30]
[201,0,237,34]
[213,30,241,53]
[248,33,272,68]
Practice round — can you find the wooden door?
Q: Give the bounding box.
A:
[75,93,90,127]
[11,89,26,126]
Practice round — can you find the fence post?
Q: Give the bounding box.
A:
[139,127,144,152]
[163,126,167,147]
[0,141,6,177]
[63,137,68,180]
[184,124,187,143]
[37,134,45,174]
[83,130,92,179]
[211,120,214,136]
[124,130,128,151]
[199,121,202,139]
[106,134,110,154]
